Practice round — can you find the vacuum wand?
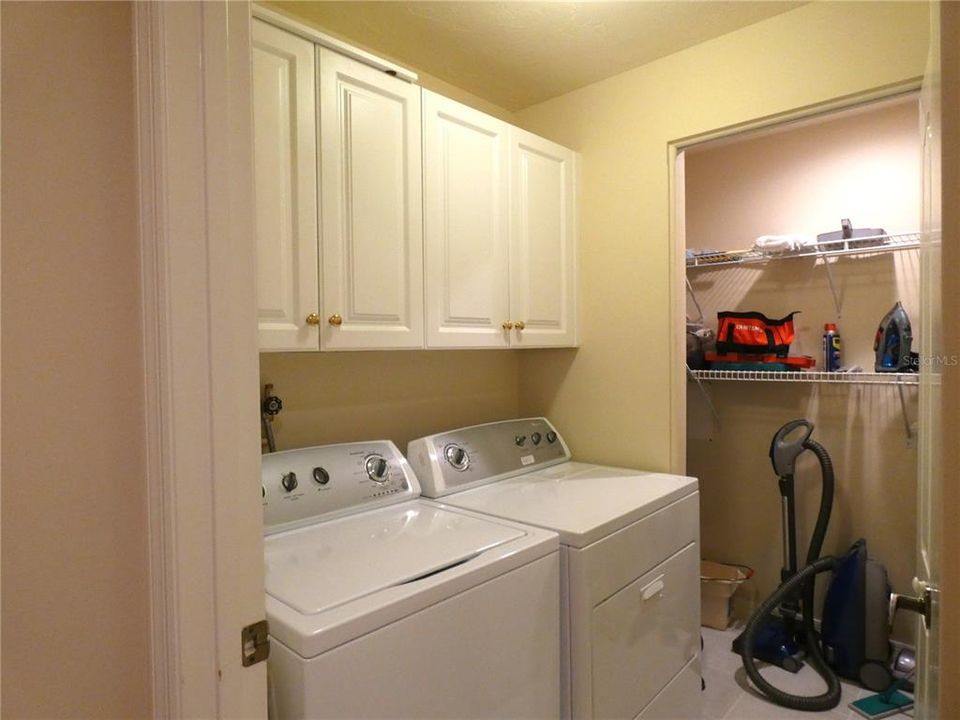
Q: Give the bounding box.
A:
[771,419,815,614]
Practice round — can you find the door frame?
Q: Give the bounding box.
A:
[136,2,266,717]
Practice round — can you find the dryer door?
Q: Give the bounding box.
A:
[591,543,700,720]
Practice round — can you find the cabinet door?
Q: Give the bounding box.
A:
[318,48,424,350]
[252,20,319,351]
[509,128,578,348]
[423,91,511,348]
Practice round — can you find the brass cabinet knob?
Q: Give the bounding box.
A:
[328,313,343,327]
[514,321,526,330]
[305,313,320,326]
[502,321,514,330]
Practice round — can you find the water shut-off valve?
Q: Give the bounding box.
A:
[261,383,283,453]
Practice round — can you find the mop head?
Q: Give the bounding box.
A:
[849,690,913,719]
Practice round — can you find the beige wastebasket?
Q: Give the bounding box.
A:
[700,561,753,629]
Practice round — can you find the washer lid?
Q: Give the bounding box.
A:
[443,462,698,548]
[265,501,525,615]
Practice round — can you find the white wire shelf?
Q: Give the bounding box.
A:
[686,232,920,269]
[689,369,919,385]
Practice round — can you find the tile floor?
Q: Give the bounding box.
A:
[700,625,914,720]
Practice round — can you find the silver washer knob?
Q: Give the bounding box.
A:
[365,454,389,483]
[444,443,470,471]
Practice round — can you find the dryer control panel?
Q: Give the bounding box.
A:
[262,440,420,535]
[407,418,571,498]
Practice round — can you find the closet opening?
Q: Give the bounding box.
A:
[674,90,922,645]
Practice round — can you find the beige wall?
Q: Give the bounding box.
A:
[260,351,521,451]
[685,97,921,252]
[257,2,523,452]
[513,1,928,470]
[1,3,152,718]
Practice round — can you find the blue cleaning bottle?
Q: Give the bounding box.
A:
[823,323,841,371]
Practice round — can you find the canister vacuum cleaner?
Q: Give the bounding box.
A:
[733,420,895,712]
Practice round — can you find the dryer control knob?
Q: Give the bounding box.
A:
[281,472,298,492]
[365,455,389,483]
[531,432,542,446]
[444,443,470,471]
[312,467,330,485]
[546,431,558,444]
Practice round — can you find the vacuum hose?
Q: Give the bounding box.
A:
[740,438,843,712]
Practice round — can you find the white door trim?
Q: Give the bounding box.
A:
[136,2,266,718]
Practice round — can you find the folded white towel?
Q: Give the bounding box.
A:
[754,234,817,253]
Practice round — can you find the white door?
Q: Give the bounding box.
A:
[509,128,578,348]
[422,90,511,348]
[318,47,424,350]
[252,20,319,351]
[916,6,942,714]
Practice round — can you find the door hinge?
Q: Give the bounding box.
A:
[242,619,270,667]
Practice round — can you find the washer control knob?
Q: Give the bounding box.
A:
[546,431,558,444]
[515,435,527,447]
[365,455,389,483]
[261,485,266,499]
[281,472,298,492]
[444,443,470,471]
[312,466,330,485]
[531,432,542,446]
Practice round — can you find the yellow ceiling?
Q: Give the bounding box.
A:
[267,1,805,111]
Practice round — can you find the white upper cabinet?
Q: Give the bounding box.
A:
[252,16,577,353]
[422,93,579,349]
[509,127,578,348]
[318,47,424,350]
[252,19,319,351]
[423,90,511,348]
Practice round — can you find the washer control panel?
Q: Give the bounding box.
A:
[262,440,419,534]
[407,418,571,498]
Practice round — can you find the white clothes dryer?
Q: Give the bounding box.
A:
[408,418,701,720]
[262,440,560,719]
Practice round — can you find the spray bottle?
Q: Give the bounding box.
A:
[823,323,842,372]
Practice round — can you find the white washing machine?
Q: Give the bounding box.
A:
[408,418,702,720]
[262,440,560,719]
